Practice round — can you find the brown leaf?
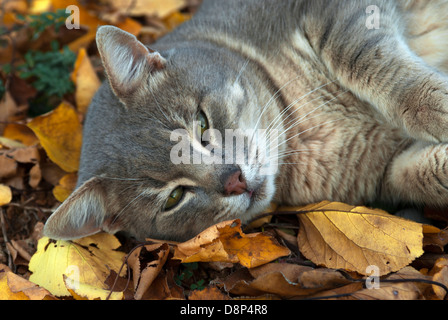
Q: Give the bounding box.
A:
[0,268,56,300]
[128,243,170,300]
[429,258,448,300]
[173,219,290,268]
[188,286,230,300]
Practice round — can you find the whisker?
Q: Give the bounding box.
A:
[111,188,147,225]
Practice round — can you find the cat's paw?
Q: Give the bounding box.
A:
[400,76,448,143]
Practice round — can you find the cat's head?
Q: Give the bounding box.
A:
[43,26,283,241]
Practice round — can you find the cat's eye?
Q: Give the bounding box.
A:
[164,187,184,210]
[197,111,209,138]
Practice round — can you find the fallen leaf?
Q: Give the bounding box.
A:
[71,48,101,116]
[220,263,350,299]
[0,155,17,179]
[52,172,78,202]
[28,233,126,297]
[173,219,290,268]
[2,123,38,146]
[288,201,423,275]
[27,101,82,173]
[188,286,230,300]
[0,268,55,300]
[104,0,186,19]
[65,275,124,300]
[0,184,12,206]
[429,258,448,300]
[127,243,170,300]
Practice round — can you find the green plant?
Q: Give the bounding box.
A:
[0,78,4,100]
[16,9,69,39]
[175,263,207,291]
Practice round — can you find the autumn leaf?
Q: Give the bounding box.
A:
[27,101,82,173]
[0,184,12,206]
[2,123,38,147]
[28,233,126,298]
[52,172,77,202]
[127,243,170,300]
[173,219,290,268]
[71,48,101,116]
[0,264,55,300]
[287,201,424,276]
[217,263,351,298]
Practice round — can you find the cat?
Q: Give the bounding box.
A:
[43,0,448,241]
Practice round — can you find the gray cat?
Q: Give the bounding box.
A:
[44,0,448,241]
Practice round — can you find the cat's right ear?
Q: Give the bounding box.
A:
[95,25,166,101]
[43,177,117,240]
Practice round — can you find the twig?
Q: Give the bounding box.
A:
[0,207,14,270]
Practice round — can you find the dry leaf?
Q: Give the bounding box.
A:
[429,258,448,299]
[64,275,124,300]
[0,155,17,179]
[127,243,170,300]
[71,48,101,116]
[2,123,38,146]
[289,201,424,275]
[0,268,55,300]
[28,233,126,297]
[103,0,186,19]
[52,172,78,202]
[233,263,350,298]
[173,219,290,268]
[0,184,12,206]
[27,101,82,173]
[188,286,230,300]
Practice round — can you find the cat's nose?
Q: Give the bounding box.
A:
[224,170,247,196]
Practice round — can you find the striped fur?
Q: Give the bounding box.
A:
[44,0,448,241]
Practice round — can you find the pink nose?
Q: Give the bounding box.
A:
[224,171,247,196]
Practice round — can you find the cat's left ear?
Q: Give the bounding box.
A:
[43,177,119,240]
[96,25,166,100]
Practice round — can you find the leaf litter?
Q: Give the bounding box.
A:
[1,0,448,301]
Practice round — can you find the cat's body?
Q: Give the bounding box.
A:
[44,0,448,241]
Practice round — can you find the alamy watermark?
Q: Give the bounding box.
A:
[366,5,380,29]
[170,124,279,175]
[65,5,80,30]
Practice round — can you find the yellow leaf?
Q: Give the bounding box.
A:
[28,233,126,298]
[287,201,423,276]
[27,102,82,173]
[174,220,290,268]
[71,48,101,116]
[2,123,38,146]
[53,172,78,202]
[105,0,186,19]
[65,276,124,300]
[0,184,12,206]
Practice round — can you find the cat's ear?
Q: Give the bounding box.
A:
[96,25,166,99]
[43,177,116,240]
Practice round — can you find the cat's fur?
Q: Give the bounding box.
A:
[44,0,448,241]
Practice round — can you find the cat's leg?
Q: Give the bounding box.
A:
[381,141,448,207]
[400,0,448,73]
[303,1,448,143]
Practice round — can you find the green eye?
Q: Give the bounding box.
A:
[197,111,209,138]
[164,187,184,210]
